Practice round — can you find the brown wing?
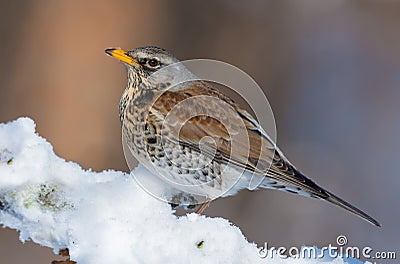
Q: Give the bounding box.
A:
[149,80,275,174]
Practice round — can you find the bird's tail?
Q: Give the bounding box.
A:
[323,189,381,227]
[291,168,382,227]
[261,163,381,227]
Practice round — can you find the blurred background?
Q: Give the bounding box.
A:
[0,0,399,263]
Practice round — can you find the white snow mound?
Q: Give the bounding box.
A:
[0,117,364,264]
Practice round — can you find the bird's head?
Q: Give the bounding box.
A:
[106,46,179,81]
[106,46,185,121]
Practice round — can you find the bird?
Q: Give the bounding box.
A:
[105,46,380,227]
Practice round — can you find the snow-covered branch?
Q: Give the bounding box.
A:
[0,118,366,263]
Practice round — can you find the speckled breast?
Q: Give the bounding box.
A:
[122,90,224,191]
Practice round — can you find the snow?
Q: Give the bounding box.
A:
[0,117,365,263]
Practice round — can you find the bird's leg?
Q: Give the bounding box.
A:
[195,199,212,214]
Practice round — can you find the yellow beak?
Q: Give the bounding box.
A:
[105,48,138,66]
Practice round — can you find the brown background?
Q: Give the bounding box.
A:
[0,0,399,263]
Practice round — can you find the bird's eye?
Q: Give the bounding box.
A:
[147,58,160,68]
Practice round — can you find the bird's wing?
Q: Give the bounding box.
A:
[149,80,275,174]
